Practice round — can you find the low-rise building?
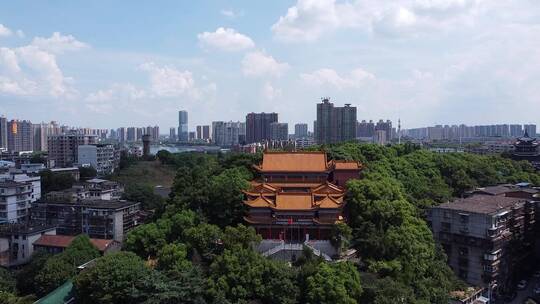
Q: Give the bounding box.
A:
[32,198,140,241]
[0,172,41,223]
[77,144,119,176]
[0,224,56,267]
[49,167,80,181]
[428,192,537,293]
[33,234,121,255]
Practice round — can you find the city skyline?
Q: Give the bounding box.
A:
[0,1,539,130]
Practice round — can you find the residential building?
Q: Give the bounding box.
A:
[315,98,357,144]
[7,120,33,153]
[245,112,278,144]
[427,188,538,291]
[294,123,308,138]
[0,224,57,267]
[126,127,136,142]
[373,129,387,145]
[295,137,315,149]
[33,234,121,255]
[0,117,7,151]
[0,172,41,223]
[524,124,537,137]
[270,122,288,141]
[189,131,196,141]
[357,120,375,138]
[212,121,242,146]
[169,127,176,141]
[77,144,118,176]
[32,123,49,152]
[178,110,188,142]
[32,197,140,241]
[48,133,97,168]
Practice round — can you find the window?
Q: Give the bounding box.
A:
[458,247,468,256]
[442,222,451,231]
[459,213,470,224]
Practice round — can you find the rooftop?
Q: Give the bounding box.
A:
[33,234,117,252]
[256,151,329,172]
[37,199,139,209]
[0,223,56,236]
[437,195,527,215]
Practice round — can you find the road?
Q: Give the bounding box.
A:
[498,276,540,304]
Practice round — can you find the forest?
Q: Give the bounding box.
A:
[2,143,540,304]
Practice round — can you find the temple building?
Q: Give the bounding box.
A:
[512,130,540,169]
[243,151,361,242]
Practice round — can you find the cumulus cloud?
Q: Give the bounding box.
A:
[85,83,147,114]
[272,0,483,41]
[262,82,282,100]
[198,27,255,51]
[0,32,87,98]
[31,32,89,54]
[300,68,375,89]
[139,62,199,97]
[220,9,243,18]
[242,51,289,77]
[0,24,12,37]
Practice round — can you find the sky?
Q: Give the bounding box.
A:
[0,0,539,132]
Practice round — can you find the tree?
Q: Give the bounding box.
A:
[78,166,97,180]
[330,222,352,255]
[222,224,261,250]
[205,167,251,227]
[34,235,100,296]
[156,243,191,271]
[0,292,35,304]
[16,251,51,295]
[39,170,75,193]
[305,262,362,304]
[123,222,168,258]
[207,247,297,304]
[74,252,151,304]
[0,268,15,293]
[183,223,223,262]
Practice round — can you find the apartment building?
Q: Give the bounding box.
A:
[428,190,537,292]
[32,196,140,241]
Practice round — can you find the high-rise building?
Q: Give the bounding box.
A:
[203,125,211,140]
[169,127,176,141]
[0,172,41,223]
[196,126,203,140]
[357,120,375,138]
[48,133,97,168]
[245,112,278,144]
[7,120,33,152]
[212,121,242,146]
[117,127,127,143]
[178,110,188,142]
[524,124,537,137]
[509,124,523,137]
[126,127,136,142]
[32,123,49,152]
[270,122,288,141]
[294,123,308,138]
[375,119,392,142]
[0,117,7,150]
[315,98,357,144]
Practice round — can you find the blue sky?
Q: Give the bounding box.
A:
[1,0,539,131]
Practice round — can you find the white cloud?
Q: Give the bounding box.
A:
[31,32,89,54]
[220,9,243,18]
[197,27,255,51]
[139,62,197,97]
[242,51,289,77]
[85,83,147,114]
[0,24,12,37]
[300,68,375,89]
[0,32,88,98]
[16,30,25,38]
[272,0,483,41]
[262,82,282,100]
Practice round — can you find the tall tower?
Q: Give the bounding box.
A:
[398,118,401,144]
[178,110,188,142]
[142,134,151,157]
